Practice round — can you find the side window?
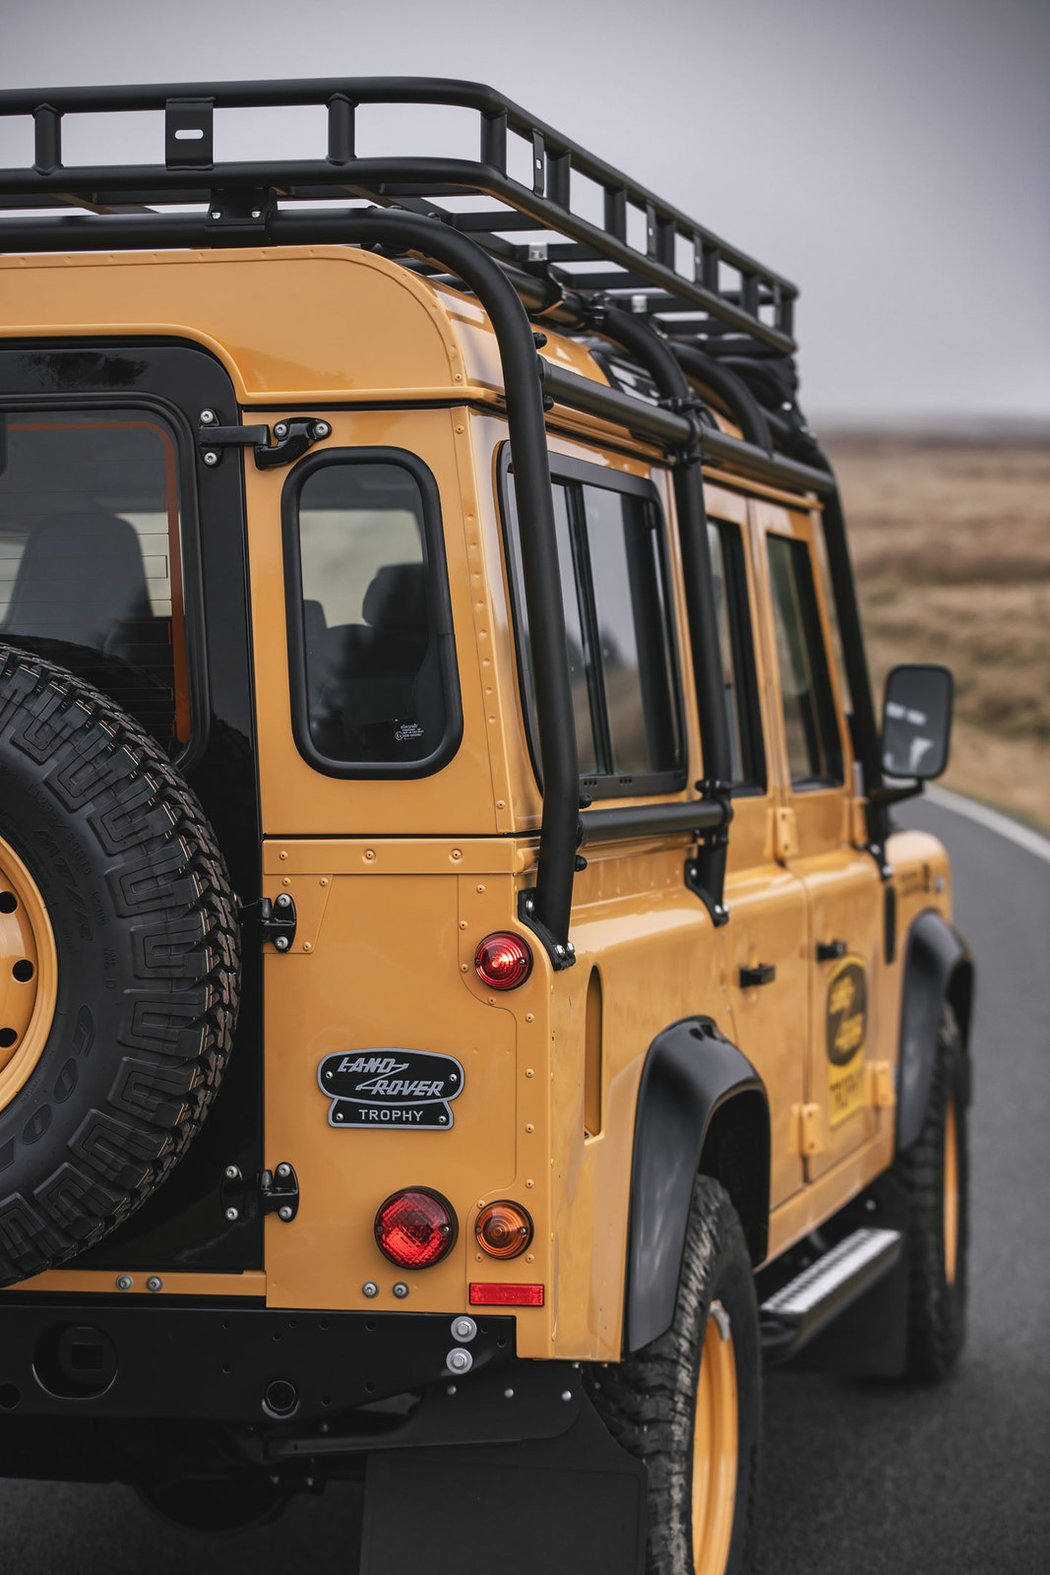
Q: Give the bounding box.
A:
[286,454,459,776]
[0,409,190,751]
[708,520,765,790]
[502,454,684,796]
[766,534,843,787]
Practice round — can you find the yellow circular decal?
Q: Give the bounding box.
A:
[825,956,867,1127]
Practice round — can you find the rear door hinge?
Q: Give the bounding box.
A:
[198,410,331,469]
[240,892,297,952]
[792,1102,825,1157]
[221,1161,299,1224]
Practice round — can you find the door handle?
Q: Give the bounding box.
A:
[739,962,776,988]
[816,939,848,962]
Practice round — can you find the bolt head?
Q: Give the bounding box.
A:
[278,1205,294,1221]
[313,421,331,439]
[362,1281,379,1298]
[276,1163,291,1178]
[116,1274,133,1292]
[203,450,219,466]
[274,935,290,952]
[275,893,292,909]
[224,1164,240,1181]
[392,1281,409,1299]
[451,1315,477,1343]
[274,422,288,438]
[446,1347,473,1374]
[146,1275,163,1293]
[225,1206,240,1223]
[200,409,216,425]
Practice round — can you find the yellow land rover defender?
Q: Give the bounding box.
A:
[0,80,973,1574]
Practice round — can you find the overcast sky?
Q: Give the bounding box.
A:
[2,0,1047,423]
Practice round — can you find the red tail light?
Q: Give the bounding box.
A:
[474,931,532,991]
[374,1188,457,1269]
[469,1282,545,1307]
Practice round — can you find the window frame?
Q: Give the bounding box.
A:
[708,516,767,796]
[0,391,209,769]
[498,444,687,801]
[765,531,845,790]
[282,446,463,781]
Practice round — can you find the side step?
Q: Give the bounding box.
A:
[760,1228,903,1364]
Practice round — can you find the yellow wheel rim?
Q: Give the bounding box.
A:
[0,835,58,1112]
[691,1299,739,1575]
[943,1095,959,1286]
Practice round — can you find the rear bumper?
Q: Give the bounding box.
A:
[0,1300,514,1424]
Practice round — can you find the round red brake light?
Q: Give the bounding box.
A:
[474,931,532,991]
[374,1187,457,1270]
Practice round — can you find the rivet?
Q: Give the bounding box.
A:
[561,1390,572,1402]
[525,1068,534,1078]
[525,1179,534,1189]
[116,1274,133,1292]
[362,1281,379,1298]
[393,1282,409,1299]
[459,921,468,930]
[525,1013,534,1023]
[224,1164,240,1181]
[451,849,462,861]
[146,1275,163,1293]
[476,884,485,893]
[525,1123,534,1133]
[364,849,375,861]
[504,1387,515,1399]
[302,942,312,953]
[279,851,288,861]
[203,451,219,466]
[319,878,329,887]
[225,1206,240,1222]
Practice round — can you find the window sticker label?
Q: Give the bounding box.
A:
[825,957,868,1128]
[318,1049,464,1129]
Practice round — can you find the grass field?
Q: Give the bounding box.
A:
[822,430,1050,832]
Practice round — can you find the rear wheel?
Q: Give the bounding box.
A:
[895,1001,969,1379]
[589,1176,760,1574]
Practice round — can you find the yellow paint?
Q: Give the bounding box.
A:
[3,242,957,1364]
[4,1270,266,1297]
[0,834,58,1111]
[692,1300,738,1575]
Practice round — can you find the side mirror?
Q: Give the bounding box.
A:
[881,664,953,781]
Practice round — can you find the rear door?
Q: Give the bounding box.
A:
[0,339,263,1270]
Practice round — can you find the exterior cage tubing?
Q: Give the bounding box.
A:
[590,305,735,909]
[0,205,579,943]
[580,799,724,846]
[667,342,773,453]
[536,362,835,498]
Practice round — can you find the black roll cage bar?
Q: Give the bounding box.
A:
[0,77,889,960]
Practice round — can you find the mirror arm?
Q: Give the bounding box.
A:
[868,780,925,807]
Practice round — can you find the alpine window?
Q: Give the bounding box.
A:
[284,450,461,777]
[501,451,684,797]
[708,518,765,791]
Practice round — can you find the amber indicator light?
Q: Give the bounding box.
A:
[469,1282,545,1307]
[474,931,532,991]
[475,1200,534,1260]
[374,1187,457,1269]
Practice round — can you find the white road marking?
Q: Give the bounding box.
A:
[925,786,1050,866]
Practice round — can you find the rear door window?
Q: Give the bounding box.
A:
[284,451,460,777]
[0,410,190,750]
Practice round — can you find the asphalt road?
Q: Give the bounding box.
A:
[1,795,1048,1573]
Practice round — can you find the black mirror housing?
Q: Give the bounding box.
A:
[881,664,953,781]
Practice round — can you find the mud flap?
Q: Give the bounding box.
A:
[359,1394,647,1575]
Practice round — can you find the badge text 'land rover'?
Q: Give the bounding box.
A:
[318,1049,465,1128]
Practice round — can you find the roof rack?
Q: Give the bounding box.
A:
[0,77,796,356]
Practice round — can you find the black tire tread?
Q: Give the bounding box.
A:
[0,644,240,1286]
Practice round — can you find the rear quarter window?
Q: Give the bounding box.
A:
[283,450,461,778]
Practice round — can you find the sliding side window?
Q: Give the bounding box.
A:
[284,450,460,777]
[501,452,684,797]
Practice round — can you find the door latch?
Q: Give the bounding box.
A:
[198,410,331,469]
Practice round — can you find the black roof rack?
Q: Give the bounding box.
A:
[0,77,797,357]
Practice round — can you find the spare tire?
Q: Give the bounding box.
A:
[0,645,240,1286]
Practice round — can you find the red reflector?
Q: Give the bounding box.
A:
[469,1282,545,1307]
[375,1188,457,1270]
[474,931,532,991]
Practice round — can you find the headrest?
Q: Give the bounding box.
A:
[362,563,427,631]
[4,512,154,644]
